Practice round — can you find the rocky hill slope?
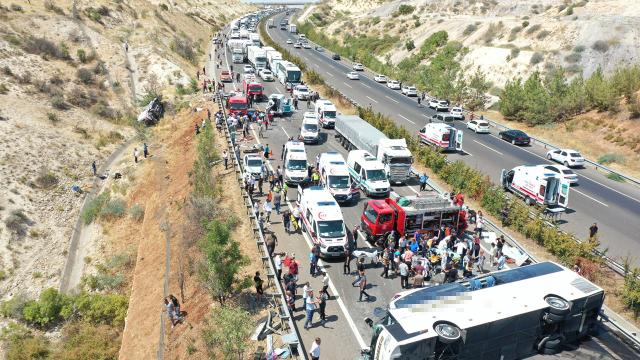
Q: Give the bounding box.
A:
[303,0,640,89]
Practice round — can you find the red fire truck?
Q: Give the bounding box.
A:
[242,79,264,101]
[226,95,248,116]
[360,192,467,243]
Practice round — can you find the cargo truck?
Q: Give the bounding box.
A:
[268,19,275,28]
[249,33,261,47]
[289,24,297,34]
[247,46,268,70]
[267,51,283,71]
[335,115,413,184]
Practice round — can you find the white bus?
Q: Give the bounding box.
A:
[276,61,302,86]
[363,262,604,360]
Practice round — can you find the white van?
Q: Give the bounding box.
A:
[346,150,390,197]
[283,141,308,185]
[318,151,353,203]
[315,100,337,128]
[297,185,347,258]
[418,123,463,152]
[300,112,320,144]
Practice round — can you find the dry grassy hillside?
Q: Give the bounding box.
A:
[306,0,640,88]
[0,0,251,317]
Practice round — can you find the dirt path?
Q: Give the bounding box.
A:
[59,27,142,294]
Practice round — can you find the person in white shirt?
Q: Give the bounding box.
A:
[274,253,282,280]
[454,240,467,256]
[302,282,310,302]
[476,211,484,238]
[263,199,273,223]
[309,337,321,360]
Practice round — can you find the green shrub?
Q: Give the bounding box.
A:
[0,294,29,320]
[4,209,30,237]
[592,40,609,53]
[525,24,541,34]
[564,52,581,63]
[522,20,530,28]
[81,272,125,292]
[509,47,520,60]
[77,48,87,63]
[171,36,197,63]
[1,323,50,360]
[536,30,550,40]
[0,83,8,94]
[607,173,625,182]
[621,268,640,318]
[22,288,71,327]
[54,322,120,360]
[76,68,94,84]
[396,4,415,16]
[100,198,126,219]
[47,112,60,124]
[482,23,502,44]
[405,40,415,51]
[598,153,625,164]
[82,191,111,225]
[35,170,59,189]
[203,305,253,359]
[574,45,586,52]
[44,1,65,15]
[129,204,145,221]
[73,292,128,325]
[22,36,67,59]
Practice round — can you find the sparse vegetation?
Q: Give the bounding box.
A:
[592,40,610,53]
[525,24,541,35]
[47,112,60,124]
[482,22,503,44]
[44,1,64,15]
[530,52,544,65]
[405,40,415,51]
[22,36,69,60]
[565,52,582,63]
[82,191,111,225]
[536,30,550,40]
[35,170,59,189]
[202,305,253,359]
[509,47,520,60]
[51,95,69,110]
[598,153,625,165]
[100,198,126,220]
[171,36,197,64]
[76,68,94,84]
[0,83,8,94]
[395,4,415,16]
[5,210,30,237]
[463,24,478,36]
[129,204,145,221]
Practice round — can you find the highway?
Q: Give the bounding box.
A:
[210,20,640,359]
[266,12,640,264]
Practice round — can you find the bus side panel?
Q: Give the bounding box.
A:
[563,291,604,342]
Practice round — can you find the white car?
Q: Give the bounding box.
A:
[450,107,465,120]
[302,42,311,49]
[546,149,585,168]
[243,65,254,73]
[387,80,401,90]
[353,63,364,71]
[259,69,274,81]
[374,74,387,83]
[401,85,417,96]
[303,111,318,121]
[293,84,310,100]
[286,39,293,44]
[347,71,359,80]
[243,154,264,179]
[544,165,579,184]
[294,42,302,48]
[466,120,490,133]
[430,100,448,112]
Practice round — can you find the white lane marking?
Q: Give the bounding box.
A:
[490,133,640,204]
[422,114,430,117]
[326,72,334,77]
[385,95,399,104]
[281,127,290,138]
[343,82,352,88]
[398,114,415,124]
[303,56,309,61]
[573,188,609,207]
[472,140,503,156]
[247,106,367,349]
[361,83,371,89]
[366,96,378,104]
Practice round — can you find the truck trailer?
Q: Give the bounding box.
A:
[335,115,413,184]
[247,46,268,70]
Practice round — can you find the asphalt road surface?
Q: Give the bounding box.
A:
[210,22,640,360]
[266,13,640,265]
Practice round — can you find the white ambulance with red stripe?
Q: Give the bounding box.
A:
[317,151,354,204]
[418,122,463,152]
[296,185,348,258]
[501,165,570,208]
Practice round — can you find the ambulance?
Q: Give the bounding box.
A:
[346,150,390,197]
[418,122,463,152]
[283,141,308,185]
[296,186,348,258]
[315,100,337,128]
[501,165,570,208]
[317,152,354,204]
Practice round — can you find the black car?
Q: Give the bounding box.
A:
[499,129,530,145]
[332,54,341,60]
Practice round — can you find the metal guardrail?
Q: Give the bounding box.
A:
[214,91,305,358]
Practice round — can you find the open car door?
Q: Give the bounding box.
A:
[500,169,508,189]
[558,178,570,208]
[455,130,463,152]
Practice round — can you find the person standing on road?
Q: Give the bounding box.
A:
[92,160,97,176]
[304,290,317,329]
[265,232,277,255]
[274,252,283,280]
[143,143,149,158]
[254,271,264,300]
[380,248,390,278]
[352,257,365,286]
[476,211,484,239]
[417,96,422,107]
[309,338,321,360]
[343,246,352,275]
[273,190,282,215]
[223,150,228,169]
[358,274,371,302]
[321,272,330,297]
[589,223,598,240]
[399,260,409,289]
[318,291,328,326]
[283,209,291,233]
[419,173,429,191]
[133,148,139,163]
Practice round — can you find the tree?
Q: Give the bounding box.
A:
[584,67,617,112]
[521,71,552,125]
[405,40,415,51]
[198,220,248,305]
[499,78,526,120]
[465,68,490,110]
[202,305,253,359]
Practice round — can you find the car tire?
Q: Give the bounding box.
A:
[547,154,552,160]
[564,161,570,167]
[511,139,516,145]
[524,197,534,206]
